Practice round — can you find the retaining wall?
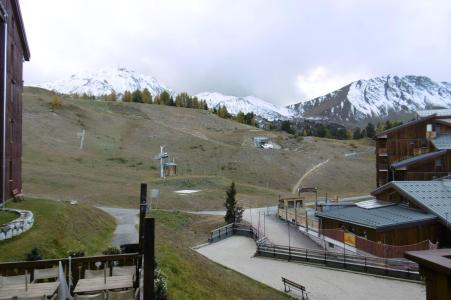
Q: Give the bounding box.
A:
[0,209,34,241]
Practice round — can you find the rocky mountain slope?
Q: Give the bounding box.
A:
[289,75,451,124]
[35,67,174,98]
[196,92,294,121]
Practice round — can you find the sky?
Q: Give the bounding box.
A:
[20,0,451,106]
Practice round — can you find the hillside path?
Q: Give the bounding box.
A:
[98,207,139,247]
[292,159,330,194]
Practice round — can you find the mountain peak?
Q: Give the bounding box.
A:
[34,67,173,98]
[196,92,294,121]
[289,74,451,124]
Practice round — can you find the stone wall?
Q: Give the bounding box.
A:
[0,209,34,241]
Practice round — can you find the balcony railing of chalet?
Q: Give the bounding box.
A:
[378,163,389,171]
[385,138,431,157]
[377,148,387,156]
[402,172,451,181]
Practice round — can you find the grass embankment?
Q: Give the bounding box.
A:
[149,210,290,299]
[0,210,19,225]
[0,198,115,261]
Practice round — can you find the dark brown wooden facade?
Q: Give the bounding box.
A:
[320,217,439,246]
[0,0,30,204]
[373,185,451,247]
[375,115,451,187]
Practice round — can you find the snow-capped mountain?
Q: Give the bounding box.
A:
[35,67,174,98]
[196,92,294,120]
[289,75,451,123]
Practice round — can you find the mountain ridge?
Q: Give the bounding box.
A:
[289,75,451,124]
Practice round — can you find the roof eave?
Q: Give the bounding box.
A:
[11,0,30,61]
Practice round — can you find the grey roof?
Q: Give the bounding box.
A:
[390,150,447,169]
[431,134,451,150]
[387,181,451,226]
[417,109,451,118]
[315,204,436,230]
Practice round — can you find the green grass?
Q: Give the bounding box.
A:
[0,198,116,261]
[149,210,290,299]
[0,210,19,225]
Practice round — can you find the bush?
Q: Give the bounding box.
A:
[25,248,43,261]
[102,246,121,255]
[50,95,62,108]
[67,250,85,257]
[155,268,168,299]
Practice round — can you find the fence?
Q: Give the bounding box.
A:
[321,228,433,258]
[208,224,421,281]
[256,243,420,281]
[209,223,265,244]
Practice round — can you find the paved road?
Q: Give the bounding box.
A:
[197,236,425,300]
[192,207,320,249]
[98,207,139,247]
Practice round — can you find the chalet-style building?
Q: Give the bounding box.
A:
[375,110,451,187]
[316,178,451,253]
[0,0,30,204]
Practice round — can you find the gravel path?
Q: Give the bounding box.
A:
[98,207,139,247]
[196,236,425,300]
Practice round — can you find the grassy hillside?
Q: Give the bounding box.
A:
[0,198,115,261]
[23,87,375,209]
[150,210,290,299]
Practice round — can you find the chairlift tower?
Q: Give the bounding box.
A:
[153,145,168,178]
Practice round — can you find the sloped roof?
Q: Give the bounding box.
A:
[375,115,436,138]
[372,180,451,227]
[390,150,448,169]
[417,109,451,118]
[431,134,451,150]
[315,204,436,230]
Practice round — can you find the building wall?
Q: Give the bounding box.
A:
[0,0,25,203]
[376,118,451,186]
[320,217,439,246]
[393,151,451,181]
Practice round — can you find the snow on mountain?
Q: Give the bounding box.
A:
[34,67,174,98]
[196,92,294,121]
[288,75,451,123]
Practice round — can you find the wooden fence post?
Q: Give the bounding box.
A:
[143,217,155,300]
[139,183,148,253]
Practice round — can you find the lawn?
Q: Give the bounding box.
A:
[0,210,19,225]
[149,210,290,299]
[0,198,116,261]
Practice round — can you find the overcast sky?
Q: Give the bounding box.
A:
[21,0,451,106]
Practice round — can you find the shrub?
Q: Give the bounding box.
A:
[155,268,168,299]
[102,246,121,255]
[50,95,62,108]
[67,250,85,257]
[25,248,43,261]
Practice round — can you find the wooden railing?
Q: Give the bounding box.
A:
[0,253,142,290]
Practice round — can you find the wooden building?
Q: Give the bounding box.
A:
[0,0,30,204]
[375,111,451,187]
[405,249,451,300]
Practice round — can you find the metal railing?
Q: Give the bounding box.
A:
[256,243,420,281]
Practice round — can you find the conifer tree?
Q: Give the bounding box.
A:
[142,88,152,104]
[224,182,243,224]
[159,91,171,105]
[353,128,362,139]
[122,90,132,102]
[132,89,143,103]
[366,122,376,138]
